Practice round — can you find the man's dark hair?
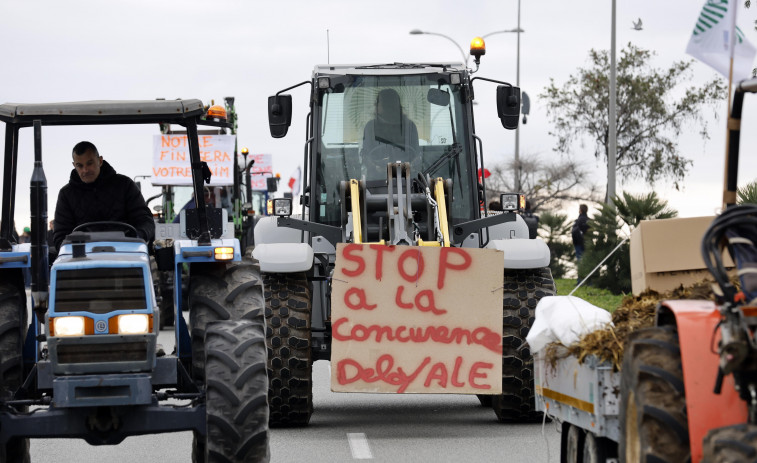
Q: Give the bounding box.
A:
[72,141,99,157]
[579,204,588,214]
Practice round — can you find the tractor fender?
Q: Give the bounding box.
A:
[254,215,303,245]
[485,238,550,269]
[657,300,748,463]
[252,242,314,273]
[485,214,530,241]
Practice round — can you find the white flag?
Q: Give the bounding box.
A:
[287,166,301,195]
[686,0,756,80]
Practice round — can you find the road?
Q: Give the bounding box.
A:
[29,321,561,462]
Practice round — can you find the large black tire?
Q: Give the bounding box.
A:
[702,424,757,463]
[619,326,689,463]
[0,278,29,463]
[150,257,174,329]
[564,423,584,463]
[491,268,555,422]
[262,272,313,427]
[189,259,264,381]
[583,431,618,463]
[192,320,269,463]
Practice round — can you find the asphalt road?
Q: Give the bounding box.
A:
[29,321,561,462]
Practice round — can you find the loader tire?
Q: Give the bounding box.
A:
[702,424,757,463]
[0,279,29,463]
[189,259,265,381]
[262,272,313,427]
[619,326,689,463]
[491,268,555,423]
[192,320,269,463]
[151,257,174,329]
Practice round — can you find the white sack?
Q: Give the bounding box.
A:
[526,295,613,353]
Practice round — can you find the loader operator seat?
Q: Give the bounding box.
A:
[360,89,421,179]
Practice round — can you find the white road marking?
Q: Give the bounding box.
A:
[347,432,373,460]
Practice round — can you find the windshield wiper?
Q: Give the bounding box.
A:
[423,143,462,179]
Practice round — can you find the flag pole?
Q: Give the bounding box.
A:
[722,1,738,209]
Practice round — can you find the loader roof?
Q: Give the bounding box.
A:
[0,99,205,126]
[313,63,466,77]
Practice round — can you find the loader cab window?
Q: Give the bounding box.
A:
[316,74,474,227]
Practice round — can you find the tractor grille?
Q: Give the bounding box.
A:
[55,267,146,314]
[57,341,148,364]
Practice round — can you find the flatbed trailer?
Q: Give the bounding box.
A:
[534,350,620,462]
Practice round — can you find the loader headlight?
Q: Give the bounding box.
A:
[214,247,234,261]
[117,314,150,335]
[53,316,86,337]
[499,193,526,212]
[272,198,293,216]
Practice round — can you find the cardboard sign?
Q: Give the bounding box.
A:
[246,153,273,191]
[151,134,236,186]
[331,244,503,394]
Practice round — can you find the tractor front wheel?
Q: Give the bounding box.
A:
[193,320,269,463]
[491,268,555,422]
[619,326,689,463]
[262,272,313,427]
[0,278,29,463]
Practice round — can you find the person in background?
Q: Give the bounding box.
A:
[54,141,155,249]
[19,227,31,288]
[173,187,217,223]
[46,220,55,250]
[522,200,539,239]
[572,204,590,261]
[488,200,502,211]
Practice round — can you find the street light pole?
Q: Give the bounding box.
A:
[409,29,468,65]
[607,0,617,203]
[515,0,522,192]
[410,22,525,191]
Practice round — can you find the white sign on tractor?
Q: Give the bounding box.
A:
[151,134,236,186]
[330,244,503,394]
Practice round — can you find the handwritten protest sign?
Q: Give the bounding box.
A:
[246,153,273,190]
[331,244,503,394]
[151,134,236,186]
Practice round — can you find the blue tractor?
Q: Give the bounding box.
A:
[0,100,269,462]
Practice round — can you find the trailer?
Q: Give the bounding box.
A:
[534,350,620,463]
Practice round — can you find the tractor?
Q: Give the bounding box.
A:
[252,39,555,426]
[0,100,269,462]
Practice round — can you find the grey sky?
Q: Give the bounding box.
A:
[1,0,755,229]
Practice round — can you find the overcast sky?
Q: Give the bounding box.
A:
[1,0,756,230]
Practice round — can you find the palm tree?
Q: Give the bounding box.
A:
[738,180,757,205]
[613,191,677,228]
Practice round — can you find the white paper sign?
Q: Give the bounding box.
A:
[246,153,274,191]
[151,134,236,186]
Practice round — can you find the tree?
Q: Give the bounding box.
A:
[579,191,677,294]
[484,153,602,213]
[540,44,727,196]
[738,180,757,204]
[538,211,574,279]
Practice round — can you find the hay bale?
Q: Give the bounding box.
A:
[542,278,725,370]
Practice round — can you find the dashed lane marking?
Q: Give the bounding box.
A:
[348,432,373,460]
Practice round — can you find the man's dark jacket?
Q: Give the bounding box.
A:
[571,212,589,246]
[53,160,155,248]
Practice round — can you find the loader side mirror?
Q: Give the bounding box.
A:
[496,85,520,130]
[268,94,292,138]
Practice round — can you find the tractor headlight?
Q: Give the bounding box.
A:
[214,247,234,261]
[117,314,150,335]
[54,316,86,337]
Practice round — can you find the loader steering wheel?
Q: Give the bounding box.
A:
[73,221,138,238]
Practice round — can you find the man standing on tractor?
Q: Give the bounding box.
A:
[53,141,155,248]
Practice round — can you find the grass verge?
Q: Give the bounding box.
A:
[554,278,625,312]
